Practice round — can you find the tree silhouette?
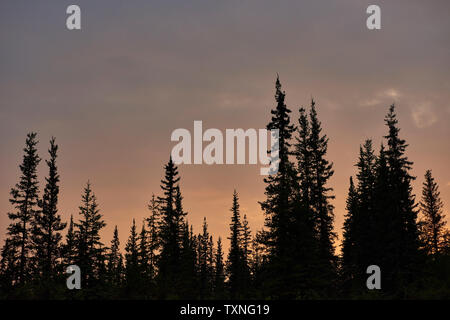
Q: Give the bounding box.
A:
[74,182,106,291]
[419,170,446,256]
[3,132,40,288]
[156,158,184,298]
[31,137,66,296]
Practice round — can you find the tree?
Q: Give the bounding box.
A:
[179,221,198,299]
[146,194,160,282]
[292,105,322,298]
[107,226,123,289]
[241,214,252,264]
[74,182,106,290]
[157,158,184,297]
[138,222,150,286]
[31,137,66,290]
[420,170,446,256]
[342,177,359,293]
[125,219,140,295]
[4,132,41,286]
[0,239,17,294]
[341,140,377,296]
[307,99,336,293]
[63,215,77,267]
[377,104,421,295]
[227,190,249,298]
[214,237,225,299]
[197,217,213,298]
[259,77,297,298]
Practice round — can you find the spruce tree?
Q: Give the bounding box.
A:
[341,140,377,295]
[74,182,106,289]
[157,158,184,297]
[241,214,252,264]
[125,219,139,295]
[0,239,17,293]
[227,190,248,298]
[341,176,359,293]
[420,170,446,255]
[198,217,213,298]
[5,132,41,286]
[382,104,420,294]
[31,137,66,289]
[308,99,336,292]
[138,222,151,289]
[107,226,123,289]
[259,77,297,298]
[146,194,160,281]
[63,215,77,267]
[179,221,198,299]
[214,237,225,299]
[292,106,319,298]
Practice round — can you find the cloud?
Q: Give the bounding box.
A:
[360,98,381,107]
[384,89,401,99]
[360,88,401,107]
[412,103,438,128]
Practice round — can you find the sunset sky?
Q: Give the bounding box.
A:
[1,0,449,253]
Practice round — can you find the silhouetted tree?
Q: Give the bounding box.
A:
[74,182,106,291]
[307,99,336,295]
[157,158,184,298]
[125,219,140,296]
[146,194,160,282]
[107,226,123,289]
[341,140,377,296]
[3,132,41,287]
[214,237,225,299]
[197,217,214,298]
[372,104,421,296]
[63,215,76,266]
[31,137,66,295]
[342,177,359,294]
[179,221,198,299]
[259,77,298,298]
[227,191,249,298]
[420,170,446,256]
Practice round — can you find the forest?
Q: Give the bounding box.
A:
[1,77,449,300]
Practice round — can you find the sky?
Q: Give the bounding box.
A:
[1,0,450,253]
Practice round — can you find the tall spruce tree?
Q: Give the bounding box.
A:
[74,182,106,289]
[308,99,336,294]
[292,105,322,298]
[227,190,249,298]
[384,104,420,295]
[259,77,297,298]
[31,137,66,289]
[420,170,446,256]
[342,177,359,294]
[4,132,41,286]
[157,158,184,297]
[341,140,377,295]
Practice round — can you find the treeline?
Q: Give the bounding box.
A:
[1,78,449,299]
